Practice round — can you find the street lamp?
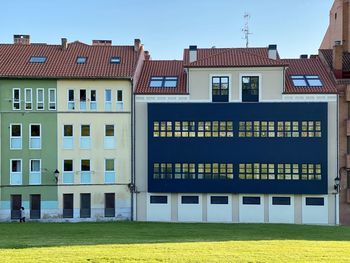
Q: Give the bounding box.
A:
[54,169,60,183]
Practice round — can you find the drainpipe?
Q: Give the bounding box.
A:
[336,93,340,225]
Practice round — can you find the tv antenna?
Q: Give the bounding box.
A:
[242,12,252,48]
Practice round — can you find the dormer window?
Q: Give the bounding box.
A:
[76,57,87,64]
[291,75,322,87]
[29,56,47,63]
[110,57,121,64]
[150,76,178,88]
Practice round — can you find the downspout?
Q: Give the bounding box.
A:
[130,78,135,221]
[336,92,339,225]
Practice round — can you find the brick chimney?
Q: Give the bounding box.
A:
[333,40,343,78]
[144,50,151,61]
[92,40,112,46]
[343,0,350,52]
[268,44,277,60]
[14,35,30,45]
[61,38,68,50]
[189,45,197,63]
[300,54,308,59]
[134,39,141,52]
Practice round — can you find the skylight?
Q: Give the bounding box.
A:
[150,76,178,88]
[110,57,121,64]
[29,56,47,63]
[291,75,322,87]
[76,57,87,64]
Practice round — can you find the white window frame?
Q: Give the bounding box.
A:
[67,89,75,110]
[24,88,32,110]
[104,124,116,149]
[104,158,116,183]
[209,74,232,102]
[239,73,263,102]
[10,159,22,185]
[80,124,91,149]
[63,159,74,184]
[63,124,74,149]
[29,123,41,150]
[36,88,44,110]
[12,88,21,110]
[10,123,22,150]
[29,159,41,185]
[80,159,91,184]
[105,89,112,111]
[90,90,97,111]
[48,88,56,110]
[116,90,124,111]
[79,89,87,111]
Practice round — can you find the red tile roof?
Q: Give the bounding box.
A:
[0,41,141,79]
[183,47,285,67]
[135,60,187,94]
[281,57,337,94]
[319,49,350,71]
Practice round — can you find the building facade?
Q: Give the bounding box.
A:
[134,46,338,224]
[0,35,145,221]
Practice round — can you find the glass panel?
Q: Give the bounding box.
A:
[64,160,73,171]
[31,125,40,136]
[64,125,73,136]
[81,125,90,136]
[105,125,114,136]
[105,159,114,171]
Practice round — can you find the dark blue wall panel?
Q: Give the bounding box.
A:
[147,102,328,194]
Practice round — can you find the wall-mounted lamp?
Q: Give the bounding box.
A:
[54,169,60,183]
[334,175,340,193]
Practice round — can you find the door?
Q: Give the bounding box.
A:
[242,76,259,102]
[105,193,115,217]
[80,193,91,218]
[11,195,21,219]
[63,194,73,218]
[30,194,41,219]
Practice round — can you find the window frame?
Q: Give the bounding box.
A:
[105,89,112,111]
[29,56,47,63]
[36,88,44,110]
[149,76,178,88]
[67,89,75,110]
[63,159,74,184]
[29,159,41,185]
[79,89,87,111]
[211,75,230,102]
[12,88,21,110]
[10,123,22,150]
[80,124,91,149]
[110,56,121,64]
[104,158,116,183]
[76,56,87,64]
[239,73,262,102]
[116,90,124,111]
[48,88,56,110]
[63,124,74,149]
[24,88,32,110]
[80,159,91,184]
[29,123,41,150]
[90,90,97,110]
[291,75,323,87]
[10,159,22,185]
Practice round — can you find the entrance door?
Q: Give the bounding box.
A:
[11,195,21,219]
[105,193,115,217]
[80,193,91,218]
[63,194,73,218]
[30,194,41,219]
[242,76,259,102]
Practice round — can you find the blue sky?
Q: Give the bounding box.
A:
[1,0,333,59]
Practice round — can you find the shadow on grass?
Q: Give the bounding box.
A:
[0,221,349,249]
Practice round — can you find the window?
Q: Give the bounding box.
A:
[29,56,47,63]
[150,195,168,204]
[116,90,123,111]
[105,193,115,217]
[110,57,120,64]
[63,194,73,218]
[80,159,91,184]
[305,197,324,206]
[68,89,75,110]
[272,197,291,205]
[36,89,44,110]
[242,76,259,102]
[63,160,74,184]
[80,193,91,218]
[181,196,199,204]
[12,88,20,110]
[24,88,32,110]
[90,90,96,110]
[79,90,86,110]
[105,159,116,183]
[212,76,229,102]
[48,89,56,110]
[242,196,260,205]
[291,75,323,87]
[29,159,41,185]
[10,124,22,149]
[63,125,73,149]
[10,159,22,185]
[105,89,112,111]
[80,125,91,149]
[104,125,115,149]
[150,76,178,88]
[210,196,228,204]
[76,56,87,64]
[29,124,41,149]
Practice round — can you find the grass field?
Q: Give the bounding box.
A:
[0,222,349,262]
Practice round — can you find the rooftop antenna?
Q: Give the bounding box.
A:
[242,12,252,48]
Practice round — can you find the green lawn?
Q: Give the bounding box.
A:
[0,222,349,262]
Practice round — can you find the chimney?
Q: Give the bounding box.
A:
[14,34,30,45]
[61,38,68,50]
[310,54,318,59]
[268,44,277,60]
[92,40,112,46]
[189,45,197,63]
[333,40,343,78]
[134,39,141,52]
[300,54,308,59]
[144,50,151,61]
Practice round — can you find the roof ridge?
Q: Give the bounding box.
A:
[187,48,230,65]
